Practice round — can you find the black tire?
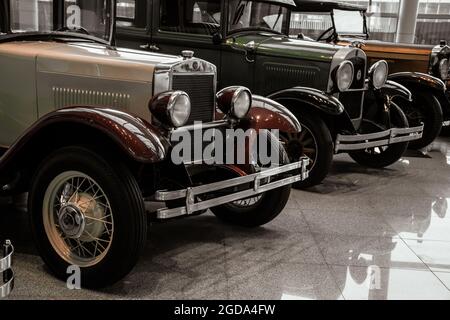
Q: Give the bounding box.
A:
[29,146,147,288]
[211,131,291,228]
[349,103,409,168]
[211,185,291,228]
[395,91,443,149]
[281,109,333,189]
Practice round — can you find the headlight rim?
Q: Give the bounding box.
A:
[149,90,192,128]
[231,87,252,119]
[369,60,389,90]
[167,91,191,128]
[439,58,449,80]
[335,61,355,92]
[217,86,253,119]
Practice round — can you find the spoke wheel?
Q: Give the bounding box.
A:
[43,171,114,267]
[282,123,318,172]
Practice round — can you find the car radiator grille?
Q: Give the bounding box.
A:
[339,57,366,120]
[172,74,215,125]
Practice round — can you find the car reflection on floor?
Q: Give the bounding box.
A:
[1,138,450,300]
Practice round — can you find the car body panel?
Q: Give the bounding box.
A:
[0,40,185,146]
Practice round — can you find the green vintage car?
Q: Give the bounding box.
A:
[289,0,450,146]
[117,0,423,188]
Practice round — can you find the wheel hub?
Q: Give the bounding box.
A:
[58,204,86,239]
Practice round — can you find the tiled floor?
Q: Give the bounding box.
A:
[2,137,450,300]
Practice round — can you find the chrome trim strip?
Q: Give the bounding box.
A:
[1,241,14,299]
[154,158,310,219]
[335,125,424,152]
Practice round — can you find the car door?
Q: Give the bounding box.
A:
[149,0,223,71]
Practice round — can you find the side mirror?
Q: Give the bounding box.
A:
[212,32,223,45]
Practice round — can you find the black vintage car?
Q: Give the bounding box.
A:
[116,0,423,188]
[289,0,450,146]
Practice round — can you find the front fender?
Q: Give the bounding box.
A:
[0,107,170,178]
[388,72,446,93]
[243,95,301,133]
[378,80,412,101]
[267,87,345,116]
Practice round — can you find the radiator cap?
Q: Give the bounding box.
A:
[182,50,194,60]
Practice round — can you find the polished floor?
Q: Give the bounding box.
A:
[2,137,450,300]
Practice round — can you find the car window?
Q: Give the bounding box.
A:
[227,0,287,34]
[160,0,221,36]
[289,11,333,40]
[9,0,54,32]
[333,9,365,35]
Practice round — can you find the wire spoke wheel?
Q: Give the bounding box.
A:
[43,171,114,267]
[282,124,318,171]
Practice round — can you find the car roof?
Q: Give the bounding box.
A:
[293,0,366,12]
[261,0,297,8]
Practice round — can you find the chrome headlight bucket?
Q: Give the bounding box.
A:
[439,58,449,80]
[335,61,354,92]
[149,91,191,128]
[369,60,389,89]
[217,86,252,119]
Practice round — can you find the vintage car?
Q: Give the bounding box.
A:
[0,240,14,298]
[116,0,423,188]
[289,0,450,147]
[0,0,310,288]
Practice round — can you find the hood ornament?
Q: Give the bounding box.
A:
[182,50,194,60]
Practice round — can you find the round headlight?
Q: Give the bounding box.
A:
[369,60,388,89]
[231,88,252,118]
[335,61,354,92]
[149,91,191,128]
[168,92,191,127]
[217,86,252,119]
[439,59,449,80]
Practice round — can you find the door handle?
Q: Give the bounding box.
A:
[139,44,160,51]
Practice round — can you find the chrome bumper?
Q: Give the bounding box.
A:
[154,158,310,219]
[335,125,424,152]
[1,240,14,299]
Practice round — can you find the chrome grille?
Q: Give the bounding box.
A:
[339,57,366,120]
[172,74,215,124]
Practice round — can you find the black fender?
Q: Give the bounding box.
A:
[377,80,412,101]
[268,87,345,116]
[267,87,355,135]
[388,72,450,114]
[0,107,170,188]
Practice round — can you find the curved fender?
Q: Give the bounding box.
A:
[267,87,345,116]
[243,95,302,133]
[378,80,412,101]
[388,72,446,93]
[0,107,170,174]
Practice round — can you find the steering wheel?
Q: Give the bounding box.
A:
[317,27,336,42]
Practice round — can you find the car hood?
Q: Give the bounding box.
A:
[338,38,434,56]
[0,41,183,83]
[229,34,339,62]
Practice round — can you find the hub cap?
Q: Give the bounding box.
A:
[43,171,114,267]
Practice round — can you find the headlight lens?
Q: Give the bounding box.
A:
[439,58,449,80]
[369,60,389,89]
[217,86,252,119]
[149,91,191,128]
[335,61,354,92]
[168,92,191,127]
[232,88,252,118]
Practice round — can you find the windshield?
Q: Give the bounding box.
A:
[6,0,114,42]
[289,11,333,40]
[228,0,288,34]
[333,9,365,35]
